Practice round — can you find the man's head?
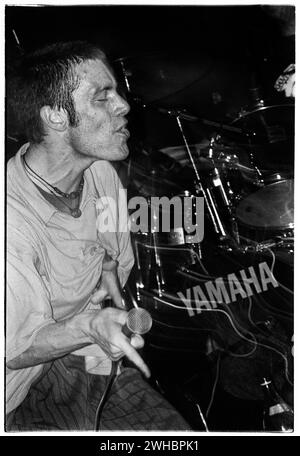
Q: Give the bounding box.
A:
[8,41,130,161]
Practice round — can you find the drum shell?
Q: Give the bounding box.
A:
[235,176,294,234]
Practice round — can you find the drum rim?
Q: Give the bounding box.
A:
[231,103,295,124]
[235,218,294,231]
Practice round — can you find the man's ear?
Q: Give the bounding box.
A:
[40,106,68,133]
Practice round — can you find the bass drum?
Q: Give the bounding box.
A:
[127,237,293,401]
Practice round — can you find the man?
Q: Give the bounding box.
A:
[6,41,190,431]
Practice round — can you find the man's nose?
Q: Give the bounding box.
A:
[113,92,130,116]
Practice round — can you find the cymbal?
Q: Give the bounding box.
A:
[232,103,294,123]
[114,51,214,104]
[232,103,295,171]
[231,103,295,144]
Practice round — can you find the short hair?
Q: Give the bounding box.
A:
[7,41,109,143]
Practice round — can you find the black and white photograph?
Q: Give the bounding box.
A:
[4,1,295,436]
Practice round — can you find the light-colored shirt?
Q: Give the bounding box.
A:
[6,144,134,413]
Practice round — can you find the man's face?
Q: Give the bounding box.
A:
[68,59,130,161]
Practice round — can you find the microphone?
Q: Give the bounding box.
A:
[94,307,152,431]
[122,307,153,338]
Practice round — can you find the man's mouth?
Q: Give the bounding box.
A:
[115,124,130,138]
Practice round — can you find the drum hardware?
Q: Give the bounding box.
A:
[117,57,132,93]
[150,198,167,297]
[167,190,204,260]
[132,189,205,297]
[133,231,166,298]
[156,110,244,252]
[202,135,242,247]
[248,86,265,110]
[136,194,168,297]
[244,139,264,187]
[174,113,238,250]
[241,240,291,255]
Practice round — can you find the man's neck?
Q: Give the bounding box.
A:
[25,139,94,193]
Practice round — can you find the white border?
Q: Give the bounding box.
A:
[1,0,298,438]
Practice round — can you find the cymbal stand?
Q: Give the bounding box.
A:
[175,115,232,247]
[149,190,166,297]
[116,57,132,94]
[245,133,264,186]
[207,135,240,246]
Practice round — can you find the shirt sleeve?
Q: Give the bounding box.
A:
[6,218,57,413]
[6,224,56,362]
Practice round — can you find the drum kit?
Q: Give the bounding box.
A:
[117,52,294,346]
[116,52,294,405]
[115,56,294,263]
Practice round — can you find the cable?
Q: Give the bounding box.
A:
[264,246,294,295]
[153,295,293,385]
[154,287,258,356]
[152,316,219,333]
[206,352,221,418]
[184,392,209,431]
[153,266,290,361]
[195,403,209,432]
[268,248,276,274]
[247,295,257,327]
[94,360,120,431]
[153,295,256,345]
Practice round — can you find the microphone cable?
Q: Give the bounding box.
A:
[94,307,152,431]
[94,359,120,431]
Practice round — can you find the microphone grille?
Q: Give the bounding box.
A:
[126,308,152,335]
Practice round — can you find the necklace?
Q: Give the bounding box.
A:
[23,155,84,199]
[40,187,82,218]
[23,155,83,218]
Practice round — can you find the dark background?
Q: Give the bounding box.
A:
[6,4,295,149]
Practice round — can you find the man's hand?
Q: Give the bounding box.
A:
[90,256,125,309]
[7,306,150,378]
[84,307,150,378]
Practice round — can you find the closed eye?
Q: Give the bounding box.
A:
[94,89,109,101]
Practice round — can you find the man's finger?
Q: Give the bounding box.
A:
[90,288,108,304]
[118,337,150,378]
